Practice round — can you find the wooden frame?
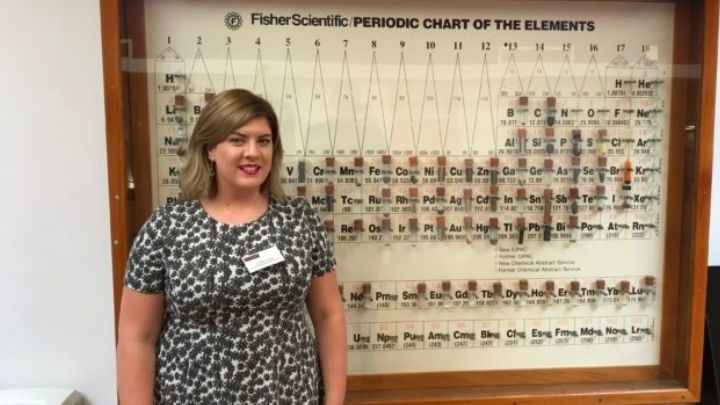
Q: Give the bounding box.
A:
[100,0,717,402]
[100,0,129,324]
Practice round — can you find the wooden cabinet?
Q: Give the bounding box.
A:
[101,0,717,402]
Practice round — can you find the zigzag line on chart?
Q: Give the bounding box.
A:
[359,51,390,154]
[497,53,525,97]
[526,54,552,96]
[415,52,444,154]
[470,53,496,154]
[165,48,666,156]
[185,48,214,94]
[388,51,417,154]
[633,54,658,69]
[553,54,578,97]
[303,49,334,154]
[277,48,306,155]
[442,52,472,156]
[155,45,183,62]
[332,50,361,154]
[253,48,269,100]
[223,47,237,91]
[609,54,631,67]
[578,54,606,97]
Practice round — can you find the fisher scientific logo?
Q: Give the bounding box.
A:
[224,11,243,30]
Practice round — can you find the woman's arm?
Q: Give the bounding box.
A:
[116,287,165,405]
[306,271,347,405]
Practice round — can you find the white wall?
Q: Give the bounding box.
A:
[0,1,117,404]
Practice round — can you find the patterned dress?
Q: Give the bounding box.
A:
[124,197,336,404]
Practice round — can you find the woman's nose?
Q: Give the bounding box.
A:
[245,140,260,157]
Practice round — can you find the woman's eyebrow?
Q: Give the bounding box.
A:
[230,131,272,137]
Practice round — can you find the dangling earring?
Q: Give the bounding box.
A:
[208,158,216,177]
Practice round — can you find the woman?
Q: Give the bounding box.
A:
[117,89,346,404]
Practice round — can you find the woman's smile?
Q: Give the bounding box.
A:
[238,164,262,175]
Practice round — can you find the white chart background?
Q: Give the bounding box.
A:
[143,0,673,374]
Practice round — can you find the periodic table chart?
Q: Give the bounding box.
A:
[144,0,672,374]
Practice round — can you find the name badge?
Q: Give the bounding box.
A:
[242,245,285,273]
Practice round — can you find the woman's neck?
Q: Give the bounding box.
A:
[213,187,267,206]
[202,188,270,225]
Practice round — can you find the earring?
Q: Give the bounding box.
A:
[208,159,216,177]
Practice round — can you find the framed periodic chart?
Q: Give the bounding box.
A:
[101,0,717,403]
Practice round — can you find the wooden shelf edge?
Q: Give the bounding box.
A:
[346,380,693,405]
[348,366,665,392]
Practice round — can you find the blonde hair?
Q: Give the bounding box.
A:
[179,89,285,200]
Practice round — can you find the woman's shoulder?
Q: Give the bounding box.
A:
[144,198,201,227]
[272,196,316,217]
[164,197,200,212]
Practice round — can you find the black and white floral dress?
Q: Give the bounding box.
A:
[124,197,336,404]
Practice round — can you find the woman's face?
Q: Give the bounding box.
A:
[208,117,274,196]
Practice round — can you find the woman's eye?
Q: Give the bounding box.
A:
[259,139,271,145]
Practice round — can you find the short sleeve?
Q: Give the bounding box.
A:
[301,199,337,277]
[124,207,167,293]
